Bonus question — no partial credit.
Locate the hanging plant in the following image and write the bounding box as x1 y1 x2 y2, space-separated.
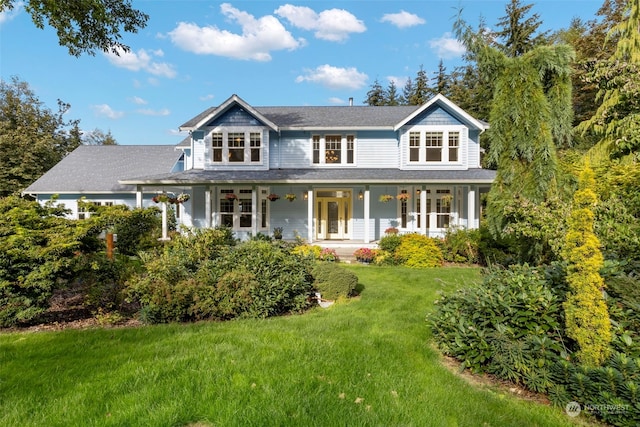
285 193 297 202
176 193 190 203
267 193 280 201
152 193 170 203
225 193 238 201
396 193 411 201
379 194 394 203
440 194 452 207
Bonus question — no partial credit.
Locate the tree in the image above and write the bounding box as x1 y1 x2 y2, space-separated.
401 77 414 105
83 128 118 145
407 65 432 105
562 164 611 366
0 0 148 56
454 15 575 237
363 78 386 106
0 77 81 196
493 0 550 57
432 60 450 96
385 80 401 106
576 0 640 162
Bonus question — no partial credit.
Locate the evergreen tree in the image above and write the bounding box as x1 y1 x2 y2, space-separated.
455 16 575 237
0 0 148 56
401 77 414 105
0 77 81 196
494 0 550 57
408 65 431 105
432 60 450 96
576 0 640 162
363 78 386 106
83 128 118 145
562 164 611 367
385 80 401 106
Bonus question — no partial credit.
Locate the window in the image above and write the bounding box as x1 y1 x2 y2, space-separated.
312 134 356 165
449 132 459 162
209 130 263 164
399 189 409 228
78 201 113 219
219 188 269 230
409 132 420 162
436 189 451 228
325 135 341 164
406 129 462 163
238 189 252 228
425 132 443 162
228 132 244 162
212 133 223 162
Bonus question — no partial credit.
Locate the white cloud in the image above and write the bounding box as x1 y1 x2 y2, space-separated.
168 3 304 61
129 96 147 105
429 32 466 59
137 108 170 116
328 97 345 105
380 10 425 29
387 75 408 88
275 5 366 42
296 64 368 90
105 48 177 78
91 104 124 120
199 94 215 101
0 2 22 25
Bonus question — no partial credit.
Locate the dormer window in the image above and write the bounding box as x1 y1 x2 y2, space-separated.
209 130 263 164
312 134 355 166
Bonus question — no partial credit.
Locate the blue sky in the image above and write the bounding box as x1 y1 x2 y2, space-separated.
1 1 603 146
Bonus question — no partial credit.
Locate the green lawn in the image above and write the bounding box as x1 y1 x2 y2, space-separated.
0 266 582 426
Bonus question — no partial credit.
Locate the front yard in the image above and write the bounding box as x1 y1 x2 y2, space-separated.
0 266 582 426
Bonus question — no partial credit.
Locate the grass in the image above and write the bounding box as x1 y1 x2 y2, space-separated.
0 266 583 426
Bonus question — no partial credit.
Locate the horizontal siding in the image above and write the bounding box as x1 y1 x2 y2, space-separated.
356 130 399 168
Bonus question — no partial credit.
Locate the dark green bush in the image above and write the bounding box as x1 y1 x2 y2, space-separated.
378 233 402 254
312 263 359 300
438 227 481 264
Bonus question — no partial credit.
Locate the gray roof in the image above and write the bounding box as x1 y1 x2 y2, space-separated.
120 168 496 185
24 145 182 194
180 105 421 130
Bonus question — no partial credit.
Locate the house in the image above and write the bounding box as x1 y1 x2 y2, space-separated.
25 93 495 243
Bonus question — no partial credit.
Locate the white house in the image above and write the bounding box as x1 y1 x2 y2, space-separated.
25 93 495 242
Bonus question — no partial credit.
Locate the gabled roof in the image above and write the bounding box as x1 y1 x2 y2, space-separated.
23 145 182 194
179 94 279 132
394 94 487 131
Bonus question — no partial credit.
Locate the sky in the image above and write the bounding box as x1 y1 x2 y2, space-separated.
0 0 605 146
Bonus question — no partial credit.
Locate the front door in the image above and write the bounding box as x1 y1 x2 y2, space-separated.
316 192 351 240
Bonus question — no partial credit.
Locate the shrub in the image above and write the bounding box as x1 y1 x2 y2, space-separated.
312 263 358 300
353 247 376 263
292 244 322 259
394 234 443 268
438 227 481 264
378 233 402 254
429 264 564 375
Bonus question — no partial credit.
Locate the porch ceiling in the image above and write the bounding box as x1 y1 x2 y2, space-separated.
119 168 496 186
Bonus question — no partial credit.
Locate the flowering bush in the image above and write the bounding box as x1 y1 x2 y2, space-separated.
318 248 339 262
353 247 376 263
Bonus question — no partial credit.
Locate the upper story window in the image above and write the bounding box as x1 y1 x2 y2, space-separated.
210 130 262 164
407 129 461 163
312 134 355 166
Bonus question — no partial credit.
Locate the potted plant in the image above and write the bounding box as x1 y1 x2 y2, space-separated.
267 193 280 201
379 194 394 203
273 227 283 240
285 193 296 202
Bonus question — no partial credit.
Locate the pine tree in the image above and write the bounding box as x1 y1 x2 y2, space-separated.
562 164 611 367
432 60 450 96
385 80 400 106
363 78 386 106
401 77 414 105
408 65 432 105
494 0 549 57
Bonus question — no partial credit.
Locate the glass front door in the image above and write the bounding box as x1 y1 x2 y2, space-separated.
316 192 351 240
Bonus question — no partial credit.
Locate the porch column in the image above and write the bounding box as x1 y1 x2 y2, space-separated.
136 185 143 208
211 186 218 228
363 186 370 244
420 185 427 236
307 189 314 243
205 187 212 228
252 186 258 236
467 186 476 229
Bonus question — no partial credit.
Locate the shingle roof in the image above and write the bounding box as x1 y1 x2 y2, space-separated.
179 105 421 130
24 145 182 194
120 168 496 185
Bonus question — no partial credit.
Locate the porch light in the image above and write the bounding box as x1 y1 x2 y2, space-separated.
303 192 308 200
358 190 363 200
